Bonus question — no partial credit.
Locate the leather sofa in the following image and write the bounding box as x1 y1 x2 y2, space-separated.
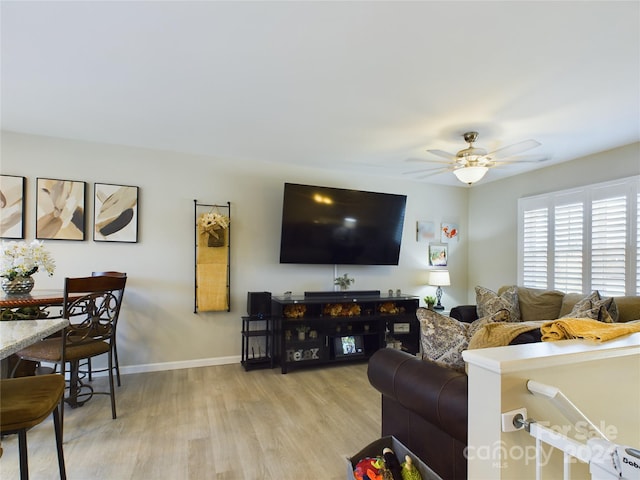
367 288 640 480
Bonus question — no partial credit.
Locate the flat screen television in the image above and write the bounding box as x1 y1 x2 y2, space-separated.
333 335 364 357
279 183 407 265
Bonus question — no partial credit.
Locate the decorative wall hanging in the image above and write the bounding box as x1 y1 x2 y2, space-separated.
441 222 459 242
94 183 139 243
429 243 448 267
0 175 25 239
416 220 436 242
194 200 231 313
36 178 86 241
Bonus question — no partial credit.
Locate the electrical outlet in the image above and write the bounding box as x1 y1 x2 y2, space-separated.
501 408 527 432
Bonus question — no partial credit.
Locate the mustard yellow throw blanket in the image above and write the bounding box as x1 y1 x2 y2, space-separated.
468 321 545 349
541 318 640 342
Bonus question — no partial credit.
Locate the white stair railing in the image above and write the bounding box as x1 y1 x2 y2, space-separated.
503 380 640 480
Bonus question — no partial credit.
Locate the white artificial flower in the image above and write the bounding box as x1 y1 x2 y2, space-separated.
0 240 56 280
197 212 230 239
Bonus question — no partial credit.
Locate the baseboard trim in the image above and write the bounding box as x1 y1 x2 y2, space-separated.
87 355 243 377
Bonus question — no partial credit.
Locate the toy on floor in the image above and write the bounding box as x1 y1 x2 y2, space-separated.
353 457 385 480
382 447 403 480
401 455 422 480
353 448 424 480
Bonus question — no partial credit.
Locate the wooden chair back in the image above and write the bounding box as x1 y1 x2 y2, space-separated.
62 275 127 346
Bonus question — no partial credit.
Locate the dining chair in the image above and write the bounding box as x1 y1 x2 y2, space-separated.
83 271 127 386
1 374 67 480
14 275 127 427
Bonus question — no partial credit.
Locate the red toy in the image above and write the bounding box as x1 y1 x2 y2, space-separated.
353 457 385 480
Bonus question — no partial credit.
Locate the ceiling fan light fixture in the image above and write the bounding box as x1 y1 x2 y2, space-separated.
453 166 488 184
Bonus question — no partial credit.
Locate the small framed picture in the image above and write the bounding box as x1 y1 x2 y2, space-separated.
416 220 436 242
0 175 26 239
429 243 448 267
441 222 459 242
36 178 86 240
94 183 139 243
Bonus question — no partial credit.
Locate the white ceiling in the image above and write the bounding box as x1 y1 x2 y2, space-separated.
1 1 639 186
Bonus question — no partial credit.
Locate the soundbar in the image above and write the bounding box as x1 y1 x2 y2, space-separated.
304 290 381 298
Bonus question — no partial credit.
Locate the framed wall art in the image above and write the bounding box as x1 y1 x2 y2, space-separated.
441 222 459 242
429 243 448 267
36 178 86 241
416 220 436 242
0 175 25 239
94 183 139 243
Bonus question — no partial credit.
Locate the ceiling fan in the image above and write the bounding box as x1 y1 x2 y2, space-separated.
406 131 546 184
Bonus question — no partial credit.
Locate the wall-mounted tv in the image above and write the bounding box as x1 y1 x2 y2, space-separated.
279 183 407 265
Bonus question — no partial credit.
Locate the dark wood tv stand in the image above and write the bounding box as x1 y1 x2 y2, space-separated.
272 292 419 373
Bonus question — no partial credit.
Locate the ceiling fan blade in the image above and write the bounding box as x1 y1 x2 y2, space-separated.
487 139 541 159
403 165 451 175
406 157 453 165
414 167 455 179
492 155 549 166
426 149 457 161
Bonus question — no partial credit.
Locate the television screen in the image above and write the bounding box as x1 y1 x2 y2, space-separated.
334 335 364 357
279 183 407 265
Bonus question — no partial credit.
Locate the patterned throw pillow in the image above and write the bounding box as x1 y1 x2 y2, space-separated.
475 285 522 322
417 307 510 372
561 291 617 323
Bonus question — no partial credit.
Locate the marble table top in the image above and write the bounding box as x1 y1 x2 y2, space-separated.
0 318 69 359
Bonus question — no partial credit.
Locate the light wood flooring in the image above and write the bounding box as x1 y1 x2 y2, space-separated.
0 362 380 479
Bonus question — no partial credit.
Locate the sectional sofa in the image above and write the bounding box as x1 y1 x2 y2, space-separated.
367 287 640 479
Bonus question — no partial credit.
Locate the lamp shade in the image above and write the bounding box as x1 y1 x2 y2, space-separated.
428 270 450 286
453 166 488 184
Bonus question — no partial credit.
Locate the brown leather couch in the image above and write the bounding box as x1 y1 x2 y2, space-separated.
367 290 640 480
368 347 468 479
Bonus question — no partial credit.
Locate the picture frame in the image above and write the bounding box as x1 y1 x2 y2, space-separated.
0 175 26 239
94 183 139 243
429 243 448 267
441 222 459 242
36 178 86 241
416 220 436 242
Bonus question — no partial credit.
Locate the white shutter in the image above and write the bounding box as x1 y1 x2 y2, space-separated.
519 176 638 295
522 207 548 288
554 202 583 293
591 196 627 296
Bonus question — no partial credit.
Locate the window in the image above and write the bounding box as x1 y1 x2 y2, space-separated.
518 176 639 296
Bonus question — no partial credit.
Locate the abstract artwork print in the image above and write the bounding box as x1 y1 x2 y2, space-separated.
94 183 138 242
0 175 25 239
36 178 85 240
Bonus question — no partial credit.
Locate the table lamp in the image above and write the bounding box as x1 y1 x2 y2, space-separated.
428 270 450 311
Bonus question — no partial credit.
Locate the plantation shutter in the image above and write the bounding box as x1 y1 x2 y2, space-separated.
591 195 626 296
522 207 548 289
518 176 639 294
554 202 583 293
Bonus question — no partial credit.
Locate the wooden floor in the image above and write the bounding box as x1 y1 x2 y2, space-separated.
0 362 381 479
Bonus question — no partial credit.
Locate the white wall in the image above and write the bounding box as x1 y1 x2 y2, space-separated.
466 142 640 303
0 131 468 371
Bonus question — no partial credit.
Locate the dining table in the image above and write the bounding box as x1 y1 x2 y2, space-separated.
0 289 67 320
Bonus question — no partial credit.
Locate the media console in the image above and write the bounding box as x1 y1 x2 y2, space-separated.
271 292 419 374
